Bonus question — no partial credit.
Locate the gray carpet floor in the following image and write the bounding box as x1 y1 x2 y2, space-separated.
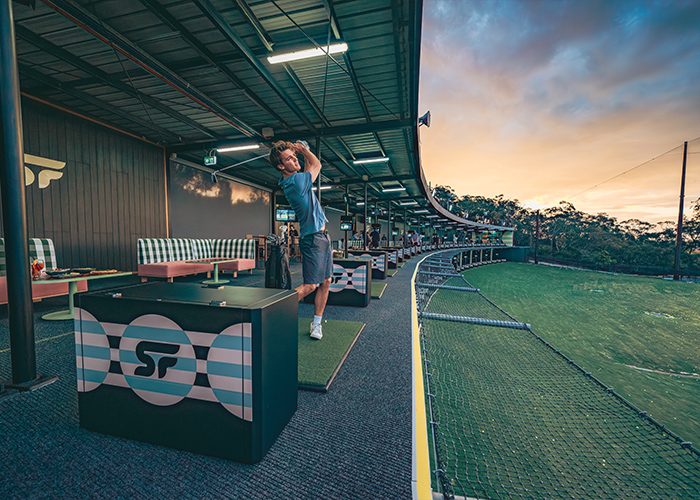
0 257 419 499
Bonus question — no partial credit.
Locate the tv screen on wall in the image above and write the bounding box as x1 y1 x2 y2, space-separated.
275 208 296 222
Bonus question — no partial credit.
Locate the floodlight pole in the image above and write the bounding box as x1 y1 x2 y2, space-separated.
673 141 688 281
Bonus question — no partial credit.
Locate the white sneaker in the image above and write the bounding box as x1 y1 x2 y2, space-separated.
310 322 323 340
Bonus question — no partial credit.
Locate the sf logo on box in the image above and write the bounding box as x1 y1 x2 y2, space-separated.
134 341 181 379
119 315 197 406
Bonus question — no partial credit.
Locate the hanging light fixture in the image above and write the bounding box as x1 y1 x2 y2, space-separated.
268 43 348 64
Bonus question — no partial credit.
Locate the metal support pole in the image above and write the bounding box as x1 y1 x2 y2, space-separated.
344 191 349 258
363 182 368 250
0 1 40 388
674 141 688 281
315 137 322 203
404 209 407 246
387 202 392 246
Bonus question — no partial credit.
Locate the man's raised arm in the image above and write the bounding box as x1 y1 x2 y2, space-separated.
295 142 322 182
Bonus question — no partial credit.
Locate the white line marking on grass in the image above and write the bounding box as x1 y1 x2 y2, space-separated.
626 365 700 379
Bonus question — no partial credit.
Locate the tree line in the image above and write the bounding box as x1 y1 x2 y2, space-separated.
432 185 700 270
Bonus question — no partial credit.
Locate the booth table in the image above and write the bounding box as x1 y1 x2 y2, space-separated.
33 271 134 321
186 257 239 284
74 282 298 463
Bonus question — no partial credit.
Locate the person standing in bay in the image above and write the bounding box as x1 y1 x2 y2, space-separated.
271 141 332 340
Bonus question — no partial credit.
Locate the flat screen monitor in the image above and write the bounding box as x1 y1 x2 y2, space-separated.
275 208 296 222
340 215 353 231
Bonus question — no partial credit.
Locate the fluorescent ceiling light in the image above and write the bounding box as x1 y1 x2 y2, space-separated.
426 215 439 218
353 157 389 165
217 144 259 153
382 186 405 192
311 185 332 191
413 209 429 213
400 201 418 206
357 201 365 206
268 43 348 64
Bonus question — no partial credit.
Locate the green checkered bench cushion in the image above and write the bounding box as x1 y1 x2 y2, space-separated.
137 238 172 265
190 239 213 259
138 238 252 264
0 238 58 276
212 239 255 260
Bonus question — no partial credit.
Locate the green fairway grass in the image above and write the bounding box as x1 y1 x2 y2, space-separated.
464 261 700 443
297 317 364 391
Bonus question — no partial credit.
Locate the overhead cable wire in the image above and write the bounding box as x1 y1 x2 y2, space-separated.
86 0 166 145
269 0 402 121
566 142 689 201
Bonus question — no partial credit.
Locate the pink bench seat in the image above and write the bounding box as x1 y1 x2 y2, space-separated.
0 276 87 305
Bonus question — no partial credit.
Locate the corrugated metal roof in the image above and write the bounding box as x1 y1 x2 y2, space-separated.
11 0 512 231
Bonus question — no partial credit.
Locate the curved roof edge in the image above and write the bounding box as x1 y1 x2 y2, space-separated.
412 125 515 232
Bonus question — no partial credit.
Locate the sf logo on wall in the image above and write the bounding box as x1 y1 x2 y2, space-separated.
24 154 65 188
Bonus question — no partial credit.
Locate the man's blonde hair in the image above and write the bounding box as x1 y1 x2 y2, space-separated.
269 141 296 170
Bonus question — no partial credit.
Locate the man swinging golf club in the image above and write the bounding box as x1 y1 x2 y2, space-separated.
271 140 332 340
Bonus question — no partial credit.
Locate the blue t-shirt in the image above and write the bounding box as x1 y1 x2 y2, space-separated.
279 171 328 237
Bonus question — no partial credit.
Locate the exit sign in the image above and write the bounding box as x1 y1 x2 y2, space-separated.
204 155 217 166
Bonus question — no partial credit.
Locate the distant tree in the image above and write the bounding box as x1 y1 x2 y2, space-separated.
620 219 656 241
430 186 700 270
683 198 700 254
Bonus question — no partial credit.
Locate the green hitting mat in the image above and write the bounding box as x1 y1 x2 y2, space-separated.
387 269 397 277
371 282 387 298
297 318 365 392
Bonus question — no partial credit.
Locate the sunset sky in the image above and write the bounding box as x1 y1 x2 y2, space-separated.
418 0 700 224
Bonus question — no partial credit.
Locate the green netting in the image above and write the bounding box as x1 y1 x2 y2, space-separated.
417 252 700 499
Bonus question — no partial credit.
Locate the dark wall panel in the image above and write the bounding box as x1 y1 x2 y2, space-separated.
0 98 167 271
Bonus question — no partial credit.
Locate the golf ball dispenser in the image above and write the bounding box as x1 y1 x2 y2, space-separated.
74 282 298 463
304 258 372 307
347 249 388 280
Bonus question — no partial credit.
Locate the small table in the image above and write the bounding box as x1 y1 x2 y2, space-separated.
34 271 134 321
186 258 239 285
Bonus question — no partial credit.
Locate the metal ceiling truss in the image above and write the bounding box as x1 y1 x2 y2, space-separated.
41 0 261 139
15 23 221 141
136 0 292 131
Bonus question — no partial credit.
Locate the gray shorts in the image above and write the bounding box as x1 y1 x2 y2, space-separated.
299 231 333 285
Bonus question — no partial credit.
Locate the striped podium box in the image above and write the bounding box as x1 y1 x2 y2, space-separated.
304 258 372 307
74 282 297 464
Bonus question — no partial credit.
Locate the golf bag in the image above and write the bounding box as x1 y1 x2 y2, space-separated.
265 234 292 289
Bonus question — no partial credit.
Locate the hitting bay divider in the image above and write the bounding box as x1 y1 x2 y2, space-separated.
418 312 530 330
414 250 700 499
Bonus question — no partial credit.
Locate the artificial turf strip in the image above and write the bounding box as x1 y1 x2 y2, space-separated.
387 269 397 277
371 282 387 298
297 317 365 392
